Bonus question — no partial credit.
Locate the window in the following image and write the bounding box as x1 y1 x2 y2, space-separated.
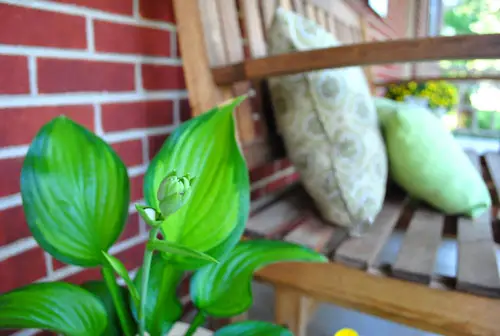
368 0 389 17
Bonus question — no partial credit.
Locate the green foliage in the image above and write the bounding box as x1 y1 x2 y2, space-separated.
191 240 328 318
0 95 322 335
442 0 500 75
0 283 107 336
102 252 140 310
214 321 293 336
81 281 126 336
20 116 129 267
144 96 250 270
147 240 219 265
132 255 184 336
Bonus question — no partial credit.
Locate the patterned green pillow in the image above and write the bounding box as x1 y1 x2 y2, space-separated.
375 97 491 217
267 8 388 235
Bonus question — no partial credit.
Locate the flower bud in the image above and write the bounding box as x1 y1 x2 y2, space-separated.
135 204 163 228
157 171 194 217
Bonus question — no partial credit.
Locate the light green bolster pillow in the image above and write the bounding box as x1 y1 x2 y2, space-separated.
374 97 491 218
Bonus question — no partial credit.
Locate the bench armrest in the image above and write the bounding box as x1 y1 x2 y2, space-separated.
212 34 500 85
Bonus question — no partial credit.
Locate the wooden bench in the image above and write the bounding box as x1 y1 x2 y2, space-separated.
173 0 500 335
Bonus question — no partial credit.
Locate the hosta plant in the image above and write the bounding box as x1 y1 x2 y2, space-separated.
0 95 327 336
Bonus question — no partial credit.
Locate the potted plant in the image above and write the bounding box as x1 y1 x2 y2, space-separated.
0 95 327 336
385 80 459 116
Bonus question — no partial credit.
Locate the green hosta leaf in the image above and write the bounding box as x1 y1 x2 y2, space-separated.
102 252 140 310
81 281 126 336
215 321 293 336
147 240 219 265
0 282 107 336
21 117 129 266
191 240 328 318
144 96 250 269
132 255 184 336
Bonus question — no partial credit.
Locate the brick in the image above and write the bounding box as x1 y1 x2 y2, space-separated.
0 55 29 95
51 257 66 271
0 157 22 198
63 267 102 285
94 21 171 57
0 248 46 293
0 4 86 49
148 134 169 160
115 242 145 270
179 99 191 122
0 105 94 147
102 100 174 132
266 176 288 193
54 0 133 15
0 206 32 245
38 58 135 93
250 187 265 201
142 64 185 91
139 0 175 22
130 174 144 202
111 140 144 167
118 213 141 242
249 162 275 183
176 275 190 296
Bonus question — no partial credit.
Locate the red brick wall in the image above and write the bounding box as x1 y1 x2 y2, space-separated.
0 1 185 332
0 2 299 334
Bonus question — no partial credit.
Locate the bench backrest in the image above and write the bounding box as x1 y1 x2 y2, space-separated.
174 0 372 152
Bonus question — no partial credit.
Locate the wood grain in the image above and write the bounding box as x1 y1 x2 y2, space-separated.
456 151 500 297
174 0 225 115
261 0 278 30
275 286 316 336
284 216 336 252
217 0 255 143
246 194 303 236
212 34 500 85
256 262 500 336
485 152 500 201
392 208 444 284
334 201 404 269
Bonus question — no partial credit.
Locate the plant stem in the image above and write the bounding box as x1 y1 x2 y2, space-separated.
138 227 160 336
102 265 135 336
183 310 206 336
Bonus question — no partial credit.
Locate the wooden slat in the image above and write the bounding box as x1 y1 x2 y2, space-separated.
326 15 336 35
284 216 336 252
256 262 500 336
279 0 293 10
291 0 304 14
305 3 316 20
456 151 500 297
246 194 303 236
457 216 500 297
315 7 327 29
174 0 225 115
212 34 500 85
392 208 444 284
485 152 500 201
261 0 278 30
198 0 227 66
217 0 244 63
216 0 255 143
241 0 267 58
334 201 404 269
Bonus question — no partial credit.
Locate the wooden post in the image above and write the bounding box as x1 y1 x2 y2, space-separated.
275 285 316 336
